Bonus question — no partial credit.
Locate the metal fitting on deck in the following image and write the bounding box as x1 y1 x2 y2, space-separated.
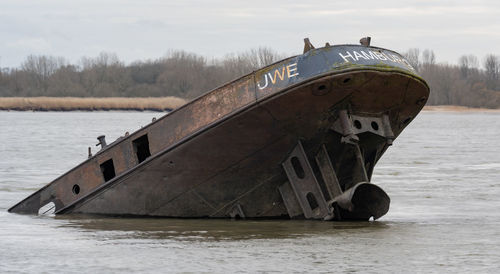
96 135 107 149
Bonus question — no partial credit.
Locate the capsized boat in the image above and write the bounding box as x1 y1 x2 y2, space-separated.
9 37 429 220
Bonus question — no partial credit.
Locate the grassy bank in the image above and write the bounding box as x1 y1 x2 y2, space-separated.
0 97 187 111
1 97 499 112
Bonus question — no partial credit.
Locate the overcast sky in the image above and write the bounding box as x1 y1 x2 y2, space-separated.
1 0 499 68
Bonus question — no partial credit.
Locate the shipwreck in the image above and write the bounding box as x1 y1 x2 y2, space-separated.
9 37 429 221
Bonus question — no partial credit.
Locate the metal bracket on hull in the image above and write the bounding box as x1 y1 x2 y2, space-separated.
314 144 390 220
280 141 330 220
331 110 394 145
279 110 392 221
332 110 396 188
315 145 342 203
228 203 246 219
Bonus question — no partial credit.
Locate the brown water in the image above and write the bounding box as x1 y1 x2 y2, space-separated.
1 111 499 273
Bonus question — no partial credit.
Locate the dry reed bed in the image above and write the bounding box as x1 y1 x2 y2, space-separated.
0 97 187 111
2 98 498 112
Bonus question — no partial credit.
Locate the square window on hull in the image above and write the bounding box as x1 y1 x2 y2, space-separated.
100 159 116 182
133 134 151 164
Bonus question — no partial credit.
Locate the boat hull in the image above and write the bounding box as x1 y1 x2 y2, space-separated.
62 70 427 218
9 44 429 220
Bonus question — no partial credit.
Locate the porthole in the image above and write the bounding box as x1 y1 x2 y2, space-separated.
354 120 362 129
312 82 331 96
72 184 80 195
416 97 427 105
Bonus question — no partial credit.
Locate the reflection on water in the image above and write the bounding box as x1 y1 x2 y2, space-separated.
57 216 390 241
1 111 500 272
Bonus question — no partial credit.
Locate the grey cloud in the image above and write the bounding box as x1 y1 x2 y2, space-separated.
0 0 499 68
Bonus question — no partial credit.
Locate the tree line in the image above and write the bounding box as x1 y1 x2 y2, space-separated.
0 48 285 99
404 49 500 108
1 48 499 107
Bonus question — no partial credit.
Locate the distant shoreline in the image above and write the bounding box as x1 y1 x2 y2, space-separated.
422 105 500 112
1 97 499 112
0 97 187 112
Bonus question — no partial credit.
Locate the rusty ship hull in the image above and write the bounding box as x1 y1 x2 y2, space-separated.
9 41 429 221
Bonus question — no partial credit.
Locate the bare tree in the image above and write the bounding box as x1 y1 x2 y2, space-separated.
47 65 86 96
78 52 128 96
20 55 66 94
422 49 436 66
246 47 285 68
459 54 478 78
157 50 208 98
404 48 420 71
484 54 499 90
3 47 500 108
